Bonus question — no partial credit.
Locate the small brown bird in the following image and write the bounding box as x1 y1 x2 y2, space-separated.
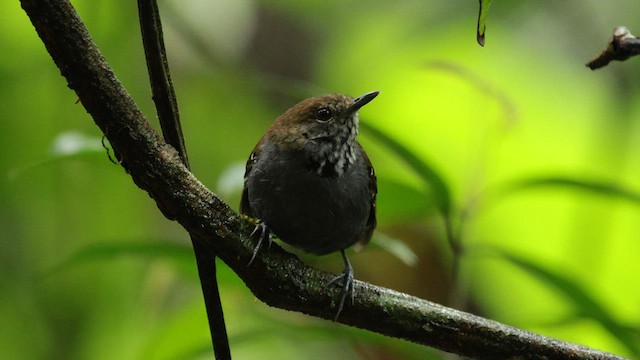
241 91 379 320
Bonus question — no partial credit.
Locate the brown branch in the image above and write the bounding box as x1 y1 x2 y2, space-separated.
587 26 640 70
20 0 628 359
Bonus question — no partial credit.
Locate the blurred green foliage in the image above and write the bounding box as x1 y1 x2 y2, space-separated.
3 0 640 359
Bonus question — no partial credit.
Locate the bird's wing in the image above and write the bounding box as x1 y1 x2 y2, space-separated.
239 139 263 217
357 142 377 246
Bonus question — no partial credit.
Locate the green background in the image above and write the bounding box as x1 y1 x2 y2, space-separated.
2 0 639 359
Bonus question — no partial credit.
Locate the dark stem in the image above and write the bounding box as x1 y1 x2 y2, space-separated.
192 242 231 360
137 0 188 167
19 0 627 358
136 1 230 358
587 26 640 70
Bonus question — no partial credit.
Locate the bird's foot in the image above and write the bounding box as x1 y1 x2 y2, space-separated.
328 250 354 321
248 221 272 266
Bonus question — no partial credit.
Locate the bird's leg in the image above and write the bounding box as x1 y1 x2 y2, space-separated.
328 249 354 321
248 221 272 266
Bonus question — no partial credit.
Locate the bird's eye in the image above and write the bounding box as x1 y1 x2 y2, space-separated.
315 107 333 122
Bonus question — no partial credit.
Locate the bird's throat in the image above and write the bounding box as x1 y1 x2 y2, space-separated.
309 135 357 176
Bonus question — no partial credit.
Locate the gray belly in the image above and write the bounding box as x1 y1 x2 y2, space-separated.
247 148 370 255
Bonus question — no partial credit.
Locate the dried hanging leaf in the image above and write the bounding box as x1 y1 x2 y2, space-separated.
476 0 493 46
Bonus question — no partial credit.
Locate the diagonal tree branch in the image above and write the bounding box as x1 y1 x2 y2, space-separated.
20 0 628 359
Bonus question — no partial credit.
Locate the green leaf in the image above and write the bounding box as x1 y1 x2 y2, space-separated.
361 122 452 217
48 241 197 277
8 130 108 180
216 161 246 199
49 130 105 156
372 232 419 267
495 248 640 357
477 0 493 46
376 177 436 221
499 176 640 206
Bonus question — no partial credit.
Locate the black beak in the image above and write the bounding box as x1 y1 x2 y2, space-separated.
348 90 380 113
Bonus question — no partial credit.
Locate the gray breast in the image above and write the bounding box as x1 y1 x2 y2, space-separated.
247 140 370 255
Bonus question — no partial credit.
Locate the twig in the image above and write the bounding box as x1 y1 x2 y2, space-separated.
19 0 628 358
137 0 188 166
587 26 640 70
136 1 230 358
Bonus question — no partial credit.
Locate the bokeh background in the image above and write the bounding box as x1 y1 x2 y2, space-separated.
3 0 640 359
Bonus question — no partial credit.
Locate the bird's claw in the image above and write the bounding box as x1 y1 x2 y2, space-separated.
329 269 354 321
248 222 272 266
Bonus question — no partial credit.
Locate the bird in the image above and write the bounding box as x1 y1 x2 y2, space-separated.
240 90 379 320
